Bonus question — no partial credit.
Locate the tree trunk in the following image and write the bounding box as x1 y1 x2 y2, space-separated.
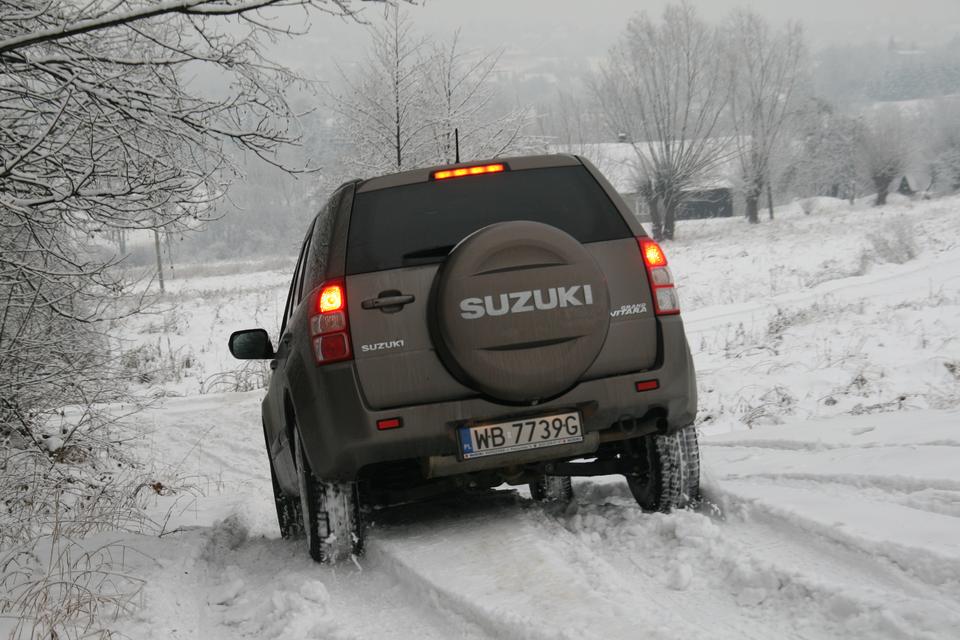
746 195 760 224
873 176 891 206
663 202 677 240
153 228 165 293
767 183 775 220
165 231 176 281
395 119 402 169
647 196 664 241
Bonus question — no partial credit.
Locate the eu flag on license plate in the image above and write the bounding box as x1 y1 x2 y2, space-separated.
459 427 473 454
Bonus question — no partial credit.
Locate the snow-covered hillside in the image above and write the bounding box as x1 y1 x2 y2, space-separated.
12 195 960 639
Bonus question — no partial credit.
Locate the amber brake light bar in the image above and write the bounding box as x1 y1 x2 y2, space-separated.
431 163 506 181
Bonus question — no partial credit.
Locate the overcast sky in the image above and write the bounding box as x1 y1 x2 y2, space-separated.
267 0 960 83
302 0 960 62
416 0 960 45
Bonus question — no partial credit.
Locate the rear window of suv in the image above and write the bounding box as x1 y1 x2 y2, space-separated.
345 165 632 274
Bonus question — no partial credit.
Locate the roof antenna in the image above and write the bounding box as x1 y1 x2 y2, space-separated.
455 128 460 164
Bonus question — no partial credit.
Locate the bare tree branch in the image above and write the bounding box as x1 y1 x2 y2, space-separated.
325 5 532 176
726 9 807 223
0 0 407 450
0 0 356 55
594 2 732 240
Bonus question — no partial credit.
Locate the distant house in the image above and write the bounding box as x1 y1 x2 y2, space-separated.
551 142 737 222
896 171 937 196
897 176 915 196
679 188 734 219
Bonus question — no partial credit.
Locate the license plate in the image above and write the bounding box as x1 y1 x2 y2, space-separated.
458 411 583 460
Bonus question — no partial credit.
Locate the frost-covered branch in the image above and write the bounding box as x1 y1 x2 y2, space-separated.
326 7 533 176
0 0 356 55
0 0 402 456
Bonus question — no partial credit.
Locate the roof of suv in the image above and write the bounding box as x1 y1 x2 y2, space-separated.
356 154 583 193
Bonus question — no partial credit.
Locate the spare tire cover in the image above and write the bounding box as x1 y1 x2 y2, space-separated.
432 221 611 403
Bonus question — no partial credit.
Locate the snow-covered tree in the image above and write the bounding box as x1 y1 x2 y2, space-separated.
328 8 532 175
725 9 808 223
858 107 913 206
421 30 530 164
536 88 607 154
787 99 861 203
327 6 433 174
923 98 960 193
0 0 371 443
594 3 731 240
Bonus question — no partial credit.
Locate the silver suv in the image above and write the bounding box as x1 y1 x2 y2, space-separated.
229 155 699 563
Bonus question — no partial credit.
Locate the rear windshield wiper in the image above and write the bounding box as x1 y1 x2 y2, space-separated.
401 244 455 264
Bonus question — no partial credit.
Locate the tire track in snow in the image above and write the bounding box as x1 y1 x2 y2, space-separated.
720 472 960 515
704 443 960 497
703 439 960 451
723 470 960 495
553 482 916 639
178 520 498 640
368 496 656 640
547 502 816 640
713 508 960 639
369 491 848 640
569 480 960 639
714 480 960 590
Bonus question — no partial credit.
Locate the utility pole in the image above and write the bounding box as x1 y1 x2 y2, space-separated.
153 220 165 293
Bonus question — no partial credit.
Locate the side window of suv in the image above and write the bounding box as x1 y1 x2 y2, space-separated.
295 232 313 306
281 224 314 335
305 186 345 288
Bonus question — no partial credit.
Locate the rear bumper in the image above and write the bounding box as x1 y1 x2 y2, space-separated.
295 315 696 480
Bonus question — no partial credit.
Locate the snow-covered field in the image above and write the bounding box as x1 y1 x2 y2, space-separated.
10 195 960 639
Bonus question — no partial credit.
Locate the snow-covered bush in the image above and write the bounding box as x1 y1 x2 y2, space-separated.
799 198 818 215
0 415 200 639
866 217 919 265
0 434 148 638
200 362 271 394
120 340 197 387
1 534 145 640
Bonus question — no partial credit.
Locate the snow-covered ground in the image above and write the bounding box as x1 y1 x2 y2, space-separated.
11 195 960 639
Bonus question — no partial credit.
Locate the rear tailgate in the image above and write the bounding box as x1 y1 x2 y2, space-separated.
347 265 472 409
345 162 659 410
583 237 658 378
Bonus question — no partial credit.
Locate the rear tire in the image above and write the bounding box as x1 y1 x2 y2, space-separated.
625 426 700 512
263 422 303 539
269 454 304 540
529 475 574 503
294 428 364 563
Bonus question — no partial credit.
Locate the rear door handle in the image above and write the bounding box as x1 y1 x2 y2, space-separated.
361 293 415 311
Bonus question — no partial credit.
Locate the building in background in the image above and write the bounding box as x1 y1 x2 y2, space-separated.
552 142 737 222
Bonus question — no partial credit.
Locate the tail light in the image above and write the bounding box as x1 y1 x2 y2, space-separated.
638 238 680 315
309 278 352 365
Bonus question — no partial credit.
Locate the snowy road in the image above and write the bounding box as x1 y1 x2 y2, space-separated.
108 200 960 639
114 393 960 640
